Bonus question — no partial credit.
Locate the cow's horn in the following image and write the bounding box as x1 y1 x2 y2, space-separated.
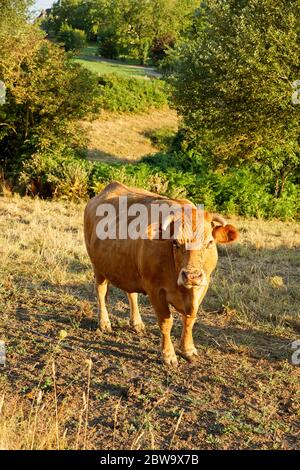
211 213 227 226
162 214 175 231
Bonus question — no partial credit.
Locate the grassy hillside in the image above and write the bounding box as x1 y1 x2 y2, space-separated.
81 109 178 162
1 196 299 449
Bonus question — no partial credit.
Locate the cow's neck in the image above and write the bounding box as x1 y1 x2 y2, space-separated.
167 284 207 316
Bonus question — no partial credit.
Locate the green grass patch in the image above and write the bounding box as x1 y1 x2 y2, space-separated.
76 43 98 56
97 74 169 112
73 57 152 78
73 42 160 80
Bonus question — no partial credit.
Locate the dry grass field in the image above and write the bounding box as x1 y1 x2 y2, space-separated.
0 195 299 450
81 108 178 162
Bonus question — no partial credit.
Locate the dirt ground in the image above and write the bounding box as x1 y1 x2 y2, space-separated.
0 196 299 449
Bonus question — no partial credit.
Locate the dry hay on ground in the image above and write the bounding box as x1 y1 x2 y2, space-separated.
0 196 299 449
81 108 178 163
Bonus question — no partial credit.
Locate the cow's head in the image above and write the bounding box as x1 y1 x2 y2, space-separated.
148 205 238 289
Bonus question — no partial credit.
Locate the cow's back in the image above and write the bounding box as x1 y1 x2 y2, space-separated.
84 181 171 293
84 181 167 248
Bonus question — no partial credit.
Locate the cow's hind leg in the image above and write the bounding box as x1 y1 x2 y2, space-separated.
127 293 145 334
95 276 112 332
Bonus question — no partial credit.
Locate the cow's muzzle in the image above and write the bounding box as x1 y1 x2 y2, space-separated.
177 269 207 288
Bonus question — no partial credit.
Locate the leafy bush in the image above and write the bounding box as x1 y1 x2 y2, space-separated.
90 162 168 195
17 147 299 219
168 0 300 196
145 127 176 151
58 24 87 52
97 28 119 59
98 74 169 113
20 147 90 200
151 35 175 63
141 151 300 219
0 23 100 178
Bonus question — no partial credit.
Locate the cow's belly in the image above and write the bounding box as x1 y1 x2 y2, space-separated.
91 239 146 294
105 272 146 294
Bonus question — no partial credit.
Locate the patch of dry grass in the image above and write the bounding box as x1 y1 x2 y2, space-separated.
208 217 300 329
80 108 178 162
0 196 299 449
0 393 74 450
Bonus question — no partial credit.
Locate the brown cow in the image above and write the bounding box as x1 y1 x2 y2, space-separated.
84 181 238 366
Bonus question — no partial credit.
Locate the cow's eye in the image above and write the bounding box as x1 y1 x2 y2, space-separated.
172 239 180 248
206 239 214 248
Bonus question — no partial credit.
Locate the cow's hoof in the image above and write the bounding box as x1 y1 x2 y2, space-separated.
162 352 178 367
178 347 198 363
99 322 112 333
131 322 145 334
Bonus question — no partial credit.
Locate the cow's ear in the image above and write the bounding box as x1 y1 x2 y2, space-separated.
212 224 238 244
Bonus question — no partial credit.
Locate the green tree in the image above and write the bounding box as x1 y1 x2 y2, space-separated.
114 0 199 64
170 0 300 196
97 27 120 59
58 23 87 51
0 4 100 174
42 0 95 39
42 0 199 64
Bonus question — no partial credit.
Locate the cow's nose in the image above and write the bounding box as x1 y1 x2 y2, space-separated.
181 270 190 282
181 269 205 284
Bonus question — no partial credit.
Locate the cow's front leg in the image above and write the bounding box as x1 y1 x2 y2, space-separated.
95 277 112 332
179 285 208 361
150 293 177 367
127 293 145 333
158 312 177 367
179 314 198 362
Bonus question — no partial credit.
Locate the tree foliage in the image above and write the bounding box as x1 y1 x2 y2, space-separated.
42 0 199 64
0 2 100 174
42 0 95 38
58 23 87 51
169 0 300 195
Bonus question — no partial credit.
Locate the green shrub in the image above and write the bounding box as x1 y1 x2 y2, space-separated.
141 151 299 219
18 147 299 220
0 28 100 177
145 127 176 151
216 168 273 218
20 147 90 200
97 28 119 59
211 167 299 219
58 24 87 52
265 181 300 219
98 74 169 113
90 162 168 195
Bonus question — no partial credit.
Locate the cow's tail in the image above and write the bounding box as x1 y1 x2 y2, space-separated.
105 282 110 302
